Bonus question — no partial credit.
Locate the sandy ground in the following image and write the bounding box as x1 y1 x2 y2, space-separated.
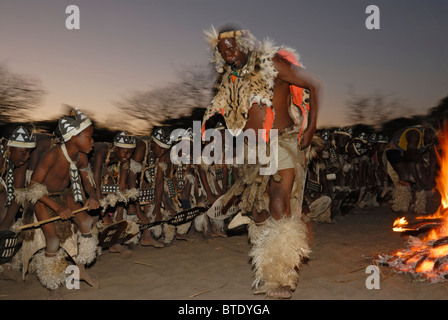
1 203 448 301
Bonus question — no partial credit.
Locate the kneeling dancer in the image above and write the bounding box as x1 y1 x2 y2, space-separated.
23 109 100 297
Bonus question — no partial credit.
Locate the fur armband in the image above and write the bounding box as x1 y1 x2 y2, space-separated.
13 188 28 206
79 164 90 172
127 187 140 200
26 182 49 204
26 170 33 185
98 187 140 209
130 159 143 174
80 164 96 188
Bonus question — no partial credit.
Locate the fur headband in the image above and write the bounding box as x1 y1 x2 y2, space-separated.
204 26 252 49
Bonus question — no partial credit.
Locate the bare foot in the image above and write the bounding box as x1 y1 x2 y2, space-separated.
210 230 228 238
77 264 100 289
140 230 164 248
267 286 292 299
48 287 64 300
109 243 133 257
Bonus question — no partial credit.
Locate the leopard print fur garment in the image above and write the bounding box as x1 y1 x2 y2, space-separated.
203 40 279 136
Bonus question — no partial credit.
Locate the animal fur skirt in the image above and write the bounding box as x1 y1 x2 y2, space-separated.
222 126 312 293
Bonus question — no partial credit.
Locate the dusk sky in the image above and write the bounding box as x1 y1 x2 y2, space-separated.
1 0 447 128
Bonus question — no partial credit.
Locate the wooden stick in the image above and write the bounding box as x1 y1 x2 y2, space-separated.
16 206 89 231
14 189 138 232
134 260 158 268
188 283 228 298
189 289 211 298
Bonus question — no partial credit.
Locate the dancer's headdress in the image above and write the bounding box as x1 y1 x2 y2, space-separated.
334 127 353 138
113 131 136 148
174 127 194 143
2 125 36 207
58 109 92 142
321 130 331 141
204 24 260 73
356 132 368 143
151 127 172 149
377 134 389 144
7 126 36 148
204 26 253 50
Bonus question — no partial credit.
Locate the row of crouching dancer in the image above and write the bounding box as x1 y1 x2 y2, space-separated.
0 115 438 299
0 110 241 299
304 124 438 223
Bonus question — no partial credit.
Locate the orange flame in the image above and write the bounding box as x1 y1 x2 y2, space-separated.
392 217 408 232
383 123 448 282
429 244 448 258
436 126 448 211
415 260 435 273
424 124 448 239
410 125 448 241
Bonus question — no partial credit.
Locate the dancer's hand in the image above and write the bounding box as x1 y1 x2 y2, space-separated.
57 206 73 220
300 128 315 149
86 197 100 210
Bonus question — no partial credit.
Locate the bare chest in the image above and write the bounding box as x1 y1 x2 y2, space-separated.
44 156 73 192
245 80 293 131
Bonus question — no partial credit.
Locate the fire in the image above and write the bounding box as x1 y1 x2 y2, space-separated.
436 126 448 211
426 229 439 241
378 124 448 283
425 125 448 240
415 260 434 273
392 217 408 232
429 244 448 258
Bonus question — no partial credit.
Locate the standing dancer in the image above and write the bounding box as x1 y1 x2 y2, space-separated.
202 24 322 298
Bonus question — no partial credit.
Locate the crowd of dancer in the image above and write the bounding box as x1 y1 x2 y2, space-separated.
305 124 439 223
0 111 439 298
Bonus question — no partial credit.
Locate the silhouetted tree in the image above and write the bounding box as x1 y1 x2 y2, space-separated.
0 63 46 125
346 88 412 129
427 95 448 128
114 64 213 134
